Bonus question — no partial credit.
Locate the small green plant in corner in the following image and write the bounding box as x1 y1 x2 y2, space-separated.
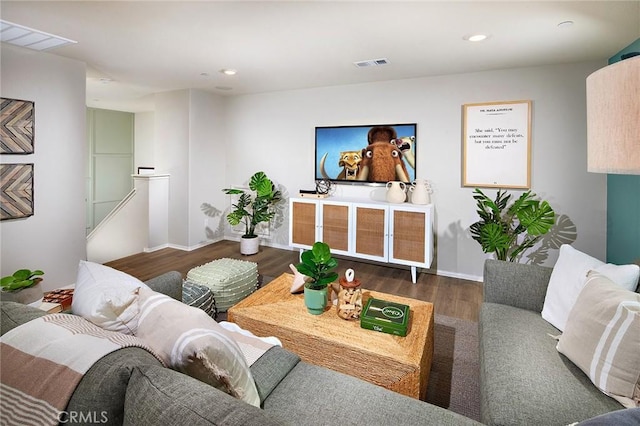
222 171 282 238
1 269 44 292
469 188 555 262
296 241 339 290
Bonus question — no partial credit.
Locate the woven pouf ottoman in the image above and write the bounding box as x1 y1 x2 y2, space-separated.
185 258 258 312
182 281 217 319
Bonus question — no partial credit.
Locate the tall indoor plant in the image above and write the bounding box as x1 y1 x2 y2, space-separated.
222 171 282 255
296 241 338 315
469 188 555 262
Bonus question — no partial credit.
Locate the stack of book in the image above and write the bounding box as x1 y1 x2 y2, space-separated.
43 288 74 312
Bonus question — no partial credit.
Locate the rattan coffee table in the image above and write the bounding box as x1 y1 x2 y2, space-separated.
228 273 434 399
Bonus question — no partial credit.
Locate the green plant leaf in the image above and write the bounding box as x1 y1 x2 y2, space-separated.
222 188 245 195
226 210 245 226
311 242 332 263
249 172 272 196
479 223 511 252
1 276 15 288
296 263 316 277
517 201 555 236
315 272 338 287
13 269 32 280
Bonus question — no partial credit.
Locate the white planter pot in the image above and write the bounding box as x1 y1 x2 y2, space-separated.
0 282 43 305
240 236 260 255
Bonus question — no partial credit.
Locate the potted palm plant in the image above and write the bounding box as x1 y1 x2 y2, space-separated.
296 241 338 315
469 188 555 262
222 171 282 255
0 269 45 305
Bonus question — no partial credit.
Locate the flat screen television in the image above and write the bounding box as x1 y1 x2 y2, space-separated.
315 123 416 185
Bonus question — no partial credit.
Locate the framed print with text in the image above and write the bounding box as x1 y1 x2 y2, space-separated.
462 100 531 189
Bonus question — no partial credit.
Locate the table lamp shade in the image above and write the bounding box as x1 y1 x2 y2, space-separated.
586 55 640 174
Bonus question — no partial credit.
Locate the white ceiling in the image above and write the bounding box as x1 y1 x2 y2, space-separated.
2 1 639 112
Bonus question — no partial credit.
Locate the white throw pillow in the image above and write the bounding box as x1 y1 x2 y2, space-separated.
557 271 640 408
135 287 262 406
541 245 639 331
71 260 149 334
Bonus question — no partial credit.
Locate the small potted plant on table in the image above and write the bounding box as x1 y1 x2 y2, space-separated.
222 171 282 255
296 241 338 315
0 269 45 305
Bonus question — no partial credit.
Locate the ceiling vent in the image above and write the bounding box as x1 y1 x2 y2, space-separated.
0 19 77 51
353 58 389 68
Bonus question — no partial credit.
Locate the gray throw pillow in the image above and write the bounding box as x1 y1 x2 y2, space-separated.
124 365 282 426
65 347 162 425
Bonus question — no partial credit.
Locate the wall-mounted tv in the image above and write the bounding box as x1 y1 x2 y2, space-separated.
315 123 417 185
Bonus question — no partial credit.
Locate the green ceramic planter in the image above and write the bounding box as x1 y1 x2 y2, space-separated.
304 286 328 315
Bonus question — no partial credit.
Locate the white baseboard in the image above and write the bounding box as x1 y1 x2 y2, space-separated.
144 244 170 253
434 269 483 282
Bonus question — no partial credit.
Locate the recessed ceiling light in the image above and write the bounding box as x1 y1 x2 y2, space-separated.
99 78 112 84
219 69 237 76
464 34 489 42
215 86 233 91
557 20 574 28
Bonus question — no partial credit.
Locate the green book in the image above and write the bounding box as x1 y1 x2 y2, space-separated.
360 297 410 337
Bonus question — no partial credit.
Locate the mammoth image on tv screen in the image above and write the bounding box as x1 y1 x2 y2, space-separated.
315 123 417 184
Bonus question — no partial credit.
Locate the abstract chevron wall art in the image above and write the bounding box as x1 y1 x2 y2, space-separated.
1 163 34 220
1 98 35 154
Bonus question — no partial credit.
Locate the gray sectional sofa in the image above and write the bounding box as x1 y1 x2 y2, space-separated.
480 260 638 426
4 264 638 425
1 271 479 426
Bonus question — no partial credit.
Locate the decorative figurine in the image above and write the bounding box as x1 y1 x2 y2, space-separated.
337 268 363 320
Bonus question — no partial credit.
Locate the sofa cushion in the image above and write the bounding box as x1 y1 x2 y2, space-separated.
262 361 481 425
135 287 261 406
249 346 300 402
66 347 162 425
479 302 623 425
124 365 282 426
72 260 149 334
1 301 46 335
541 244 639 332
557 271 640 408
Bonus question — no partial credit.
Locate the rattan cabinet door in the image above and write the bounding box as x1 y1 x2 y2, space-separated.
352 203 388 262
289 198 318 249
388 204 433 268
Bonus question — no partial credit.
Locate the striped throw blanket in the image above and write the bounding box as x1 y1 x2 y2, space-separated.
0 314 163 426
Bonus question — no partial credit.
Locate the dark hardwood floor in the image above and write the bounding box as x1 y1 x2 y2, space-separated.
105 240 483 322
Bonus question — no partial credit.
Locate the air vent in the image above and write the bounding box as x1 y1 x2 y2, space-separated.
354 58 389 68
0 19 77 51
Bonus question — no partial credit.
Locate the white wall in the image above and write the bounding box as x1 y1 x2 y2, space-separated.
188 90 227 247
153 89 227 249
224 61 608 280
0 45 87 290
154 90 190 248
134 111 155 171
